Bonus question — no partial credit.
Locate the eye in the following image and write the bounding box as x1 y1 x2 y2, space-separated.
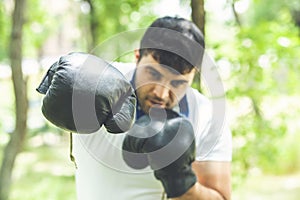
147 68 162 81
170 80 187 88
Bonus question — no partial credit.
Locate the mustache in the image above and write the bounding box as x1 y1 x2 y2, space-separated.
147 95 170 107
148 95 164 102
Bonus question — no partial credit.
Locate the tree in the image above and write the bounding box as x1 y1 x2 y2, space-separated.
190 0 205 92
78 0 157 51
191 0 205 35
0 2 10 60
0 0 28 200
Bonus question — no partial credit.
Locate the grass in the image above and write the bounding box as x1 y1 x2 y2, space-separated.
11 172 75 200
232 172 300 200
3 134 77 200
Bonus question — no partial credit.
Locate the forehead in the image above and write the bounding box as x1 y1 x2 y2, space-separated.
138 54 195 77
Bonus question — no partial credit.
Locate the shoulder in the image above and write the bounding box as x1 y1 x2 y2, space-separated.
186 88 212 120
186 87 232 162
186 88 211 107
110 62 135 79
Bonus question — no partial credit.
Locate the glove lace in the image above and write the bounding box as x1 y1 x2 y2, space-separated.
161 191 167 200
69 132 77 169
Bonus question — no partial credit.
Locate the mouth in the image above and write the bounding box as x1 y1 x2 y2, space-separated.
147 99 165 108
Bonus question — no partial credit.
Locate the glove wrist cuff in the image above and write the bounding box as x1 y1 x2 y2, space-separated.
155 170 197 198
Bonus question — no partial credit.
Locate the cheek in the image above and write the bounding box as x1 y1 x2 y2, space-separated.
135 84 152 100
170 87 187 102
135 73 155 96
135 85 153 114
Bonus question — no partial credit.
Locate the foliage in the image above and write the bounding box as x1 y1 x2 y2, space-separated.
206 0 300 187
77 0 159 53
23 0 57 57
0 0 57 60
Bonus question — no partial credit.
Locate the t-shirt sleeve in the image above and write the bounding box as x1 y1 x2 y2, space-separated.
187 88 232 162
195 119 232 161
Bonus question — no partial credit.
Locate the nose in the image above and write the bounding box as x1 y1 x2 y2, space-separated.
153 84 170 100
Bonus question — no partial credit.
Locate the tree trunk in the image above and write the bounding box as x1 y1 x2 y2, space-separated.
191 0 205 92
191 0 205 36
84 0 99 50
0 0 27 200
291 9 300 37
231 0 242 27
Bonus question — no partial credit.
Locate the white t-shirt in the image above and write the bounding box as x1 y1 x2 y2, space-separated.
72 63 232 200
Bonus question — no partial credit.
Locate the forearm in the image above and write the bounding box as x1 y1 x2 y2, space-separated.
170 182 228 200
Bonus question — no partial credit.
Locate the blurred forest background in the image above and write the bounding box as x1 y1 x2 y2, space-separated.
0 0 300 199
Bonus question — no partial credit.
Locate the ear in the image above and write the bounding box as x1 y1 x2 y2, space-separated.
134 49 140 63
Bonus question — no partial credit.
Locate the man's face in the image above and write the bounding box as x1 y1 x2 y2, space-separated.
134 53 196 114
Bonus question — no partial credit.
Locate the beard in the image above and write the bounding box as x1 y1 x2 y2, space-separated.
137 93 174 114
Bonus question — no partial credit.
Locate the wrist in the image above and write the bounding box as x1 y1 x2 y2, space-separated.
154 168 197 198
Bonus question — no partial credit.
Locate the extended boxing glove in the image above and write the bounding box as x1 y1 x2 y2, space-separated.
122 108 196 198
36 52 136 134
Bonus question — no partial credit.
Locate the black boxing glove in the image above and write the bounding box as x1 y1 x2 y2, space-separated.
122 108 196 198
36 52 136 133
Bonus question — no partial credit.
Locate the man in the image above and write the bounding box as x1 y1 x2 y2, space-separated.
37 16 232 199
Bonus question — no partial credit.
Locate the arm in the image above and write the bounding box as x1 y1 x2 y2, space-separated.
122 108 231 199
36 52 136 134
171 161 231 200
